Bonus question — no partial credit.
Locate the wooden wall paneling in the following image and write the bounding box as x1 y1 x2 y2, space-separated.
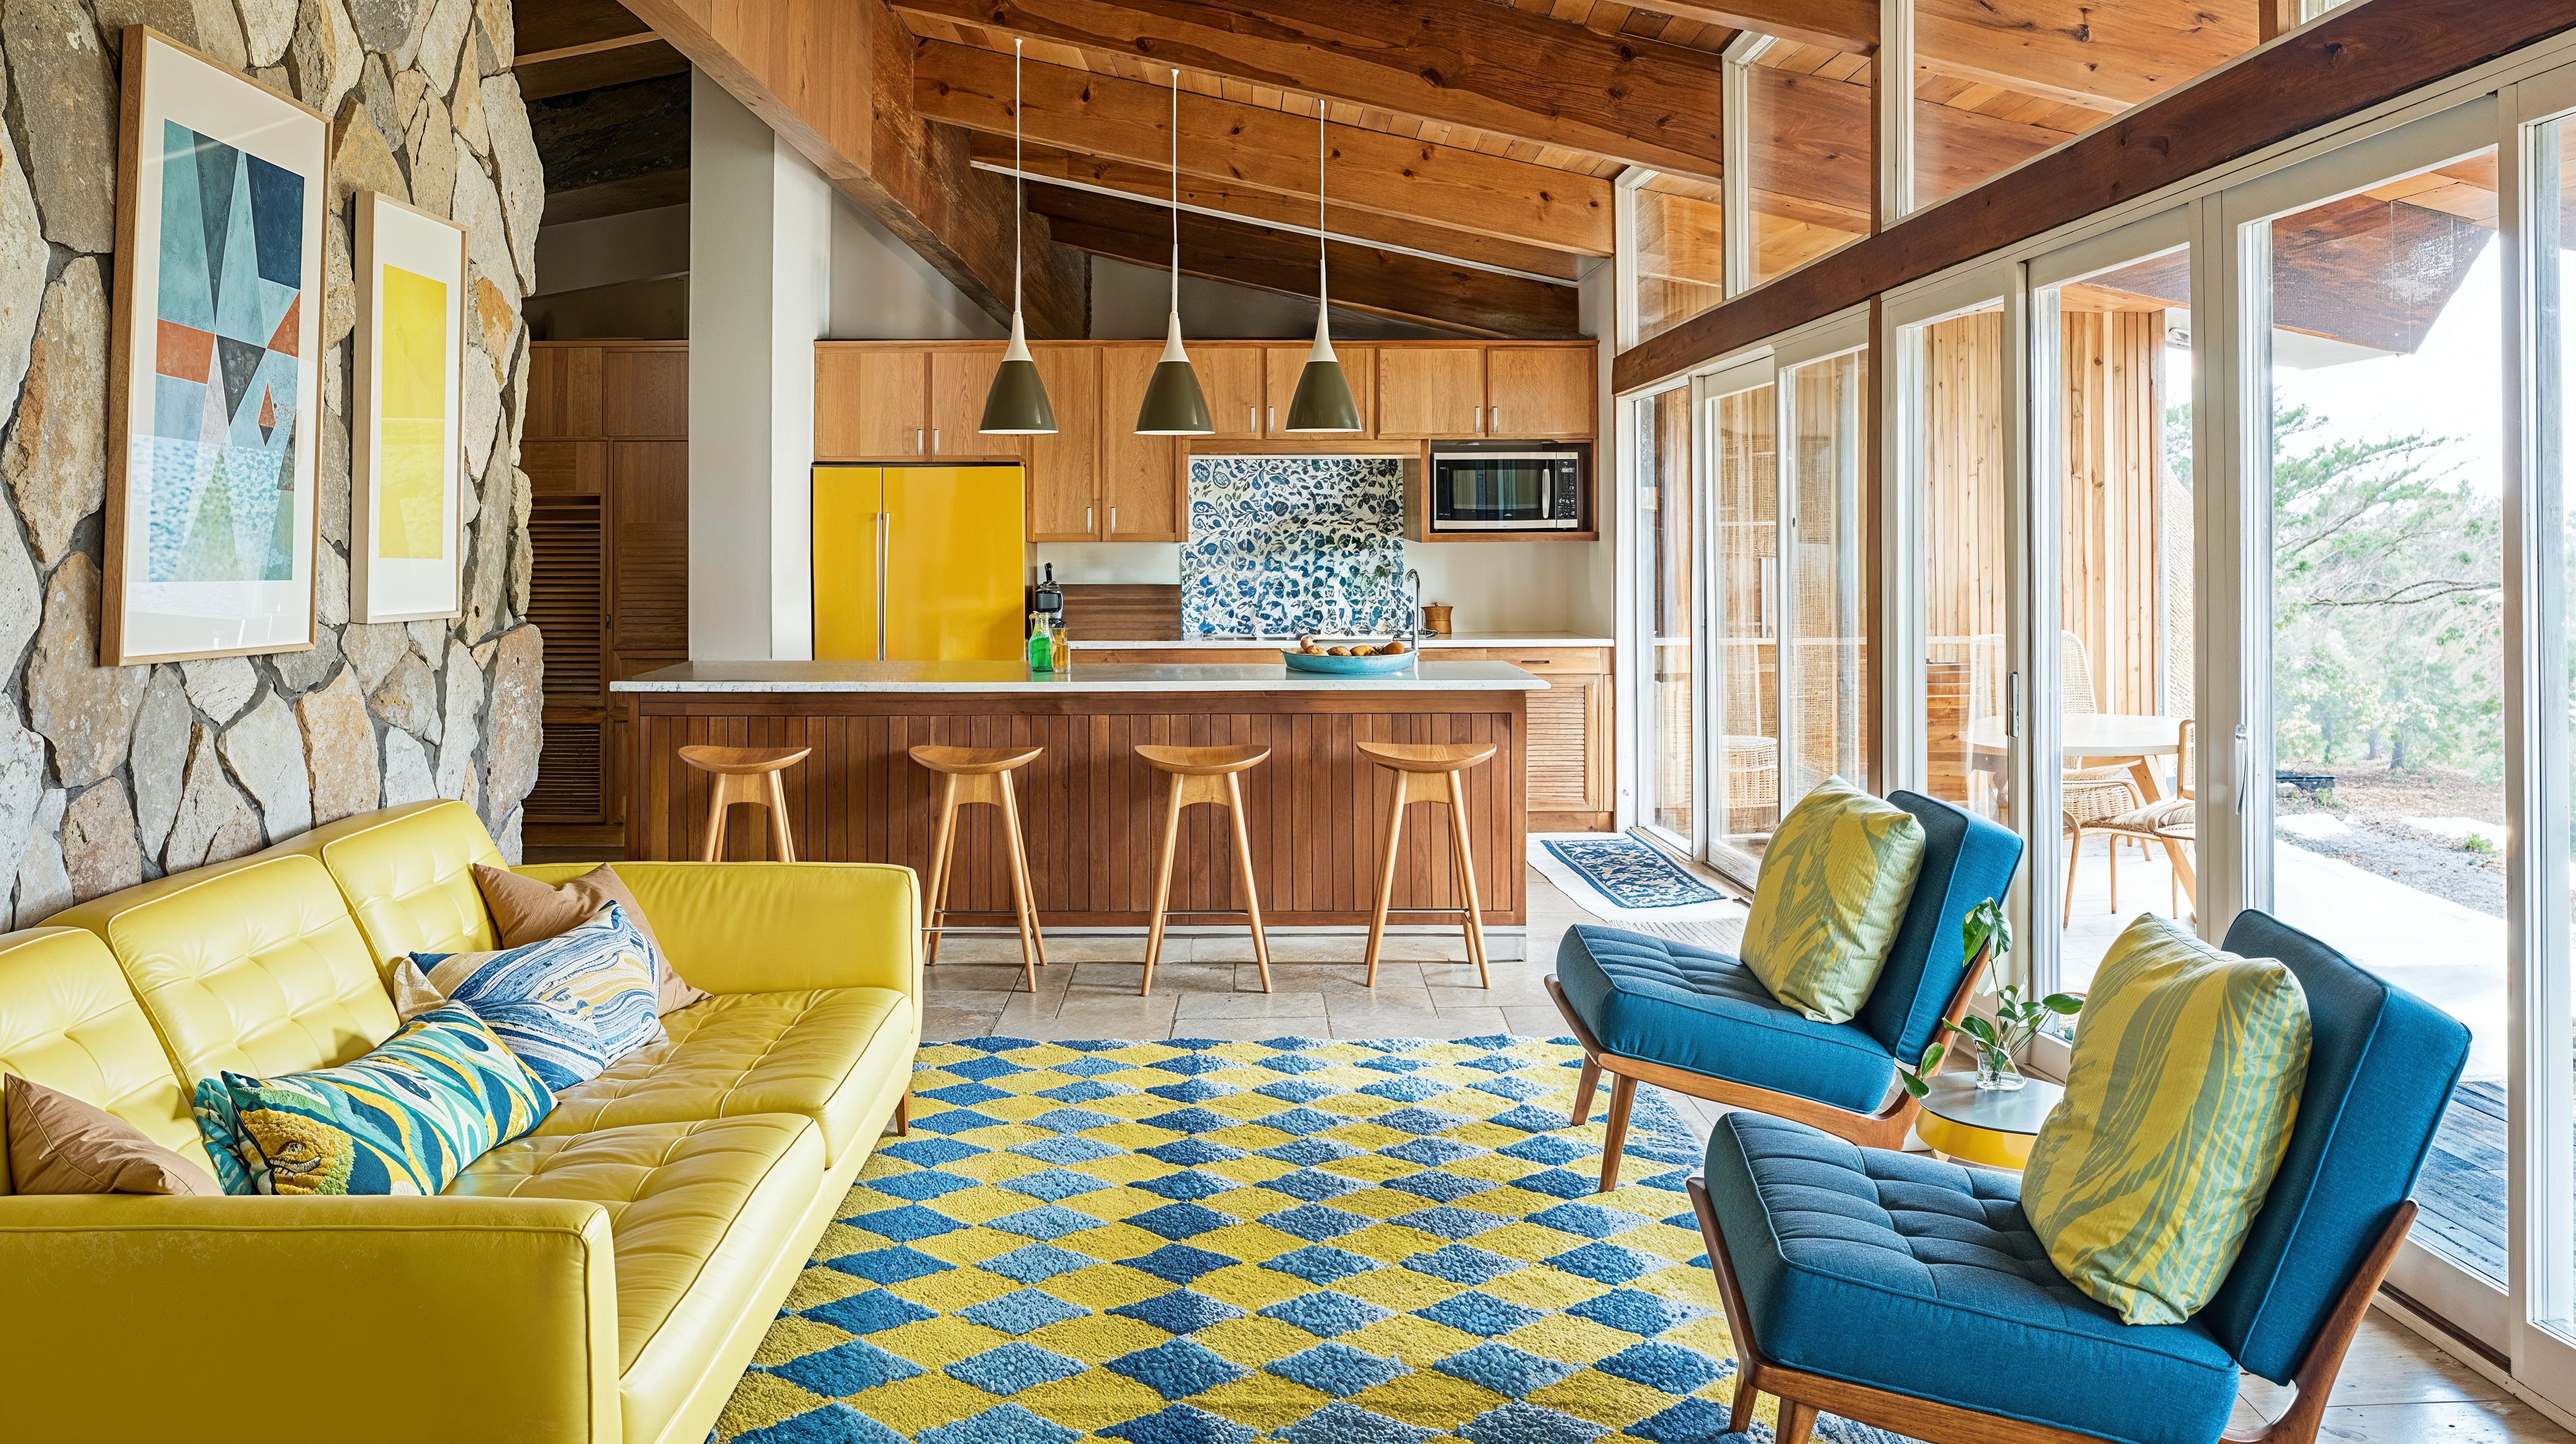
598 346 688 437
521 439 606 495
610 441 691 654
525 345 603 439
1486 346 1595 438
1025 345 1103 540
929 344 1013 457
1060 584 1182 640
1378 347 1487 438
818 346 930 457
2055 309 2163 718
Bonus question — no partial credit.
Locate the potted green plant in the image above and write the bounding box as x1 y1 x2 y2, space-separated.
1900 899 2083 1095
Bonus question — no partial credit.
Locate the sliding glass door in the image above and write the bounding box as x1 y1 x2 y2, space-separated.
1635 383 1700 851
1703 361 1781 873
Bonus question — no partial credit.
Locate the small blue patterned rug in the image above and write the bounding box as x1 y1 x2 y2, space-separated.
716 1035 1915 1444
1540 833 1730 912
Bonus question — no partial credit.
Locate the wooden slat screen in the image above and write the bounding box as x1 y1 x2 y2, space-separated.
529 497 606 708
611 442 690 653
530 722 605 824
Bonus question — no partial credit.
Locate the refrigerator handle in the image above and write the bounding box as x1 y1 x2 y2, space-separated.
876 511 890 660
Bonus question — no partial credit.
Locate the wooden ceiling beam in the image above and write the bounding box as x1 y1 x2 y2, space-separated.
978 136 1584 280
887 0 1729 183
1614 0 2576 394
917 39 1612 255
1651 0 1876 57
618 0 1086 338
1024 184 1581 337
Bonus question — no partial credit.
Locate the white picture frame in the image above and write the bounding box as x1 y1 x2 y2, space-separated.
352 191 468 623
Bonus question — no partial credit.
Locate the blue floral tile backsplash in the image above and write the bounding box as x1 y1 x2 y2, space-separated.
1181 456 1412 636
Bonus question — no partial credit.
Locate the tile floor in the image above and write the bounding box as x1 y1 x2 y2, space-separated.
919 865 2576 1444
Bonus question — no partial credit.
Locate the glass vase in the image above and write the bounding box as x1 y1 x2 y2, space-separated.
1974 1054 2027 1091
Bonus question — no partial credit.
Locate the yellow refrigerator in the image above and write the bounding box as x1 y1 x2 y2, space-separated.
813 465 1027 661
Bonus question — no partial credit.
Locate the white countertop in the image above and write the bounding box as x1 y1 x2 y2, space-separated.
613 661 1550 693
1070 632 1614 651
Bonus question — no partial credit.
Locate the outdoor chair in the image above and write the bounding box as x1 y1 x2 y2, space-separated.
1547 790 2024 1191
2065 717 2197 922
1691 908 2470 1444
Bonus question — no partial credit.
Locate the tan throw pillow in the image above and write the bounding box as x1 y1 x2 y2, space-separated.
474 862 709 1014
5 1074 218 1196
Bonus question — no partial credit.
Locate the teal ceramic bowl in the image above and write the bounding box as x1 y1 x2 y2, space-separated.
1280 649 1418 676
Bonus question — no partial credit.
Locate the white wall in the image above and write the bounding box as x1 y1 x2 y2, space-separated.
536 204 689 294
829 192 1005 341
686 71 831 660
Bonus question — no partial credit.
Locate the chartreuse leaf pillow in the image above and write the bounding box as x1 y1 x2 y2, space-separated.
2021 913 2312 1325
1740 775 1927 1023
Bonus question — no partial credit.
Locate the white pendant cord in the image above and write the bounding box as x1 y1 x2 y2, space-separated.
1013 39 1024 321
1169 69 1181 317
1315 105 1329 314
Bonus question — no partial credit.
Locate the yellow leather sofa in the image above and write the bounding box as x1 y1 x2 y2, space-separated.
0 800 920 1444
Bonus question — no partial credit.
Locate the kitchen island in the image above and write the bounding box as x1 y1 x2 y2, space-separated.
613 661 1546 930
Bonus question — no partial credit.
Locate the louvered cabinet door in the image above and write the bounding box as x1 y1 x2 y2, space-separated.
609 441 690 655
527 495 607 823
1526 672 1610 831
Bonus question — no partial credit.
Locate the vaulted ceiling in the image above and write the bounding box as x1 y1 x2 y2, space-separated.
514 0 2289 339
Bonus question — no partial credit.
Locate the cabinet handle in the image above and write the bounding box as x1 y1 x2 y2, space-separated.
1109 507 1119 535
914 427 924 455
1247 405 1256 432
1491 406 1501 433
932 427 940 455
1268 406 1276 431
1086 504 1094 534
1473 406 1484 434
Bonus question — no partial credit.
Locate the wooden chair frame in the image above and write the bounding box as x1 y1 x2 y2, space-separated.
1687 1175 2411 1444
1545 942 1995 1191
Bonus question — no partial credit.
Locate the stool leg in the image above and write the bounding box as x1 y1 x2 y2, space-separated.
1571 1054 1601 1125
1446 770 1490 989
1598 1072 1637 1192
698 772 729 862
1142 776 1185 996
1226 772 1271 994
924 774 961 968
997 770 1044 993
765 770 796 863
1364 770 1408 987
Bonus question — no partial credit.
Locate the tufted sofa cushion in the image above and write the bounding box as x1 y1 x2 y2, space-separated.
1556 926 1897 1112
1702 1112 2241 1444
0 929 212 1182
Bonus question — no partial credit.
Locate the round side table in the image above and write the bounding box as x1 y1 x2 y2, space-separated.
1914 1074 2066 1170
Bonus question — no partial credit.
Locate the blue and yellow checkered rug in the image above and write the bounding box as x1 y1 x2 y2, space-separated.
717 1035 1907 1444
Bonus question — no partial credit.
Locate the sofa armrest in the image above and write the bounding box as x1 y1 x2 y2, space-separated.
516 860 922 998
0 1193 620 1441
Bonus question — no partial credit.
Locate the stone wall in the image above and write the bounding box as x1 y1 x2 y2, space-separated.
0 0 543 922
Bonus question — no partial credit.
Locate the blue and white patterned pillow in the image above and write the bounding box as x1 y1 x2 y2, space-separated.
410 902 666 1069
391 957 608 1094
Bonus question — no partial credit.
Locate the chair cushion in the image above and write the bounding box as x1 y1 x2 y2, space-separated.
1555 926 1896 1114
532 987 912 1169
1741 776 1928 1024
449 1114 824 1444
1702 1112 2241 1444
2023 914 2311 1325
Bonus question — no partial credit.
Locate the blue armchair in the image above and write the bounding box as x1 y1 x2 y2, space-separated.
1690 909 2471 1444
1547 790 2025 1190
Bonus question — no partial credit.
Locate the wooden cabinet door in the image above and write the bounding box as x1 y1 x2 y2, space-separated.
1099 348 1183 541
520 440 604 495
929 345 1016 458
1196 345 1264 438
1263 344 1375 436
524 346 602 439
1025 346 1101 541
1377 347 1485 438
1485 346 1594 437
817 348 928 457
599 347 687 437
608 442 690 654
1526 671 1606 820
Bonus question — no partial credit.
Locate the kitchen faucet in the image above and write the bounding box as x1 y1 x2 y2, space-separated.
1403 568 1422 643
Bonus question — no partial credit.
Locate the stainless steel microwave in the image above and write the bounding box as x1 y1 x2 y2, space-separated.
1429 450 1584 532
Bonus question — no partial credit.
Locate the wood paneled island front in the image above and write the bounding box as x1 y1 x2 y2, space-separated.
614 661 1545 929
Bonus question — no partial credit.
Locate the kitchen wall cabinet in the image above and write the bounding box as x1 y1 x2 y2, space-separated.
524 342 690 829
928 346 1016 458
816 349 928 457
1098 347 1185 540
1486 346 1596 438
1025 346 1102 541
1261 345 1376 437
1196 346 1265 438
1376 347 1488 438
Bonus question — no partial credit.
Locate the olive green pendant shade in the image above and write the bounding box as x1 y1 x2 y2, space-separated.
1285 314 1362 432
978 312 1057 434
1135 311 1212 434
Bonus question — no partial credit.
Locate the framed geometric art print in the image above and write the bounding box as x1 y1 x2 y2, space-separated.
352 192 466 623
102 27 326 666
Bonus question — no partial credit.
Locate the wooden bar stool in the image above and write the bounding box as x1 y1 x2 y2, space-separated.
910 745 1048 990
1135 745 1273 996
679 745 811 862
1359 741 1497 989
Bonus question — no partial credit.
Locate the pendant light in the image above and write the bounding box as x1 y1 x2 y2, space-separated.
1284 102 1361 433
1134 67 1212 435
980 38 1057 435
